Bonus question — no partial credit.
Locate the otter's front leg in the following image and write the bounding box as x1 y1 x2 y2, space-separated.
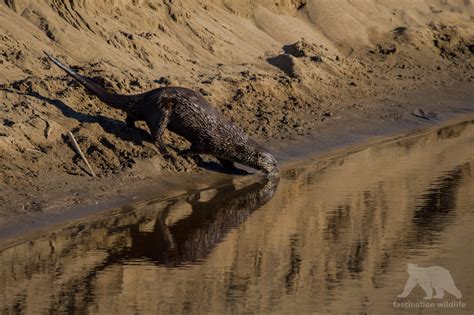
149 106 172 156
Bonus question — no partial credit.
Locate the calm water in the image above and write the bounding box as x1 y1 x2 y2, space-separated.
1 120 473 314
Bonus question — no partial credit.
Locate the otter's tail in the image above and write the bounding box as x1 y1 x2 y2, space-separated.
44 52 136 111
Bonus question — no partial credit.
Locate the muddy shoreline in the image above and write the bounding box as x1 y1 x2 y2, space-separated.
1 82 472 248
1 0 473 246
2 101 473 314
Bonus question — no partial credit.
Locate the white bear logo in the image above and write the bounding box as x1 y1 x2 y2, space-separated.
398 263 462 300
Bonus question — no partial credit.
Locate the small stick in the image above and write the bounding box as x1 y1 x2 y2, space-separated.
67 131 96 177
25 148 43 154
45 120 52 139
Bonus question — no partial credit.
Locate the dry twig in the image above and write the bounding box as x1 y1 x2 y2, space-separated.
67 131 96 177
45 120 52 139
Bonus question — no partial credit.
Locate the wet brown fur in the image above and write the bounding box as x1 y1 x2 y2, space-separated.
45 53 279 175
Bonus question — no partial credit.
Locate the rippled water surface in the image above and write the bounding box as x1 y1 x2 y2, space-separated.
1 120 473 314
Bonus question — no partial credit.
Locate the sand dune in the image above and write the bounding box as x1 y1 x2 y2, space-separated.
0 0 472 217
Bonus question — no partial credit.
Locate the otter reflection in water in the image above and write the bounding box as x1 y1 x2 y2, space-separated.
0 176 278 313
113 177 279 266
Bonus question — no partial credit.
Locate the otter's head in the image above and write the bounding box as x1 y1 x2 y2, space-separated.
256 151 279 176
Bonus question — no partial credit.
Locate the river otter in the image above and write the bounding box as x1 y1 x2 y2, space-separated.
45 52 278 176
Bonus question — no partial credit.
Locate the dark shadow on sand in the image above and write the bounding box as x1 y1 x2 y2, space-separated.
198 160 251 176
266 54 296 77
1 87 152 145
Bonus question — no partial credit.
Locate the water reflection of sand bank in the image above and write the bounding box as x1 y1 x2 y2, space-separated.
1 121 473 314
